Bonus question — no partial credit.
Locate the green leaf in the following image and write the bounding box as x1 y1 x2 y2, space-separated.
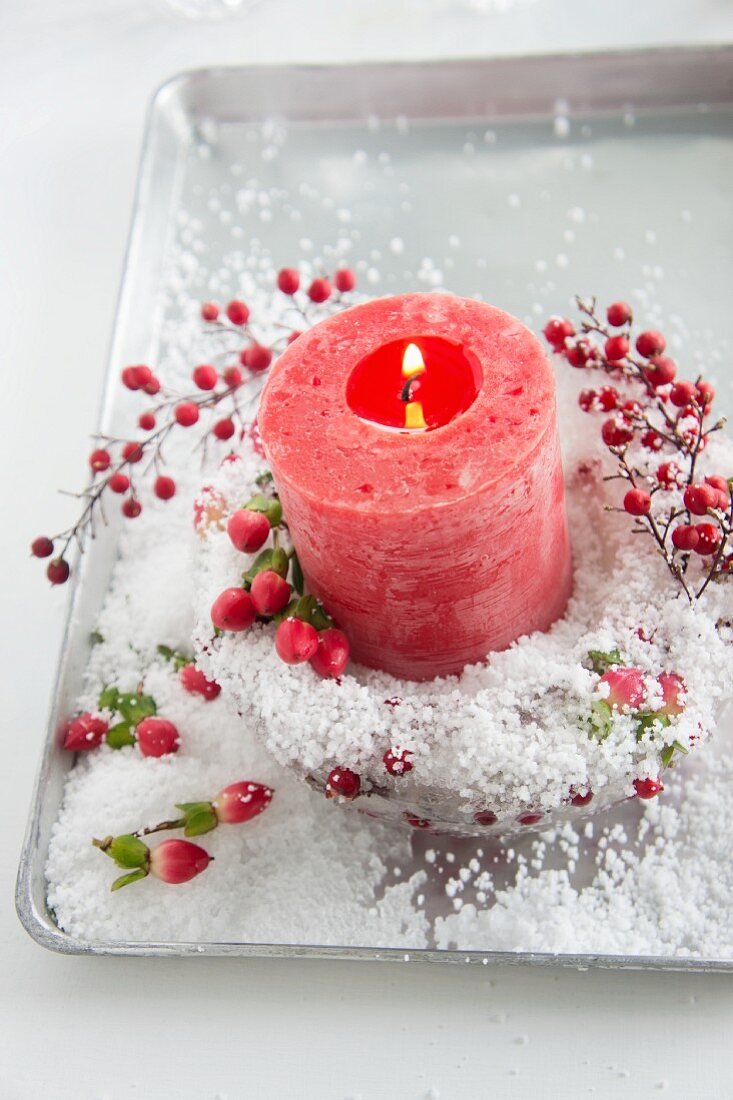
294 595 332 632
291 551 304 596
90 630 104 647
111 868 148 892
117 693 157 726
274 598 300 625
587 649 624 675
106 722 136 750
661 744 675 768
635 713 671 742
243 548 276 586
157 644 175 662
271 547 289 579
589 699 613 741
255 470 274 488
183 808 218 837
107 834 149 869
157 644 190 671
98 685 120 711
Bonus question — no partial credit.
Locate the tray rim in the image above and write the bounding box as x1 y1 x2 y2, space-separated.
16 42 733 971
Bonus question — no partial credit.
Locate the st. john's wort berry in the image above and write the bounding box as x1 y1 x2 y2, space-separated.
211 588 256 632
89 448 111 473
63 712 108 751
383 748 414 777
47 558 70 585
404 814 431 829
213 417 235 441
672 525 699 551
543 317 574 350
227 508 270 553
175 402 199 427
325 767 361 800
286 331 302 345
223 365 244 387
138 412 156 431
108 472 130 494
697 380 715 407
179 664 221 701
334 268 356 293
193 364 218 391
122 441 143 463
645 356 676 388
201 302 219 322
149 838 211 884
241 344 272 373
122 497 142 519
601 419 633 448
277 267 300 295
307 277 332 303
604 335 629 362
670 380 696 408
606 301 632 327
634 777 664 799
598 386 619 411
225 299 250 326
695 523 722 556
213 781 273 824
641 430 663 452
308 628 350 678
599 667 647 710
275 618 319 664
656 462 682 488
635 330 666 359
578 389 596 412
565 340 592 368
250 570 291 617
624 489 651 516
684 483 718 516
473 810 498 826
136 717 180 758
518 812 544 826
569 788 594 807
31 536 54 558
658 672 686 716
154 476 176 501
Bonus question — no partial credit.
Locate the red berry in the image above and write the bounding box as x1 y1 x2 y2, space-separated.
696 380 715 408
250 570 291 616
334 268 356 293
193 364 218 391
201 302 219 322
565 341 590 368
175 402 199 427
121 364 152 391
63 712 108 751
518 812 544 826
309 628 350 678
695 523 722 556
179 664 221 701
705 475 730 497
211 588 256 632
227 509 270 553
641 430 663 452
598 386 619 412
569 788 594 807
122 441 143 464
404 814 431 829
604 335 629 362
658 672 686 716
143 376 161 396
634 777 663 800
624 488 651 516
277 267 300 295
223 365 243 387
600 668 647 709
138 412 156 432
383 748 413 776
636 330 666 359
154 476 176 501
226 299 250 326
149 838 210 884
645 356 676 388
578 389 596 412
307 277 332 303
213 781 273 824
89 448 111 472
241 344 272 373
122 497 142 519
672 525 699 551
213 417 235 441
606 301 632 327
473 810 498 826
657 462 682 488
670 380 696 408
31 536 54 558
683 483 717 516
108 472 130 494
275 618 319 664
137 717 179 758
602 419 633 448
47 558 70 585
325 767 360 800
543 317 574 350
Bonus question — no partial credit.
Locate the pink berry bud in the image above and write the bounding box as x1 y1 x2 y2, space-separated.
308 628 350 678
325 767 361 800
63 713 108 751
211 588 256 632
275 618 319 664
213 781 274 824
250 570 292 616
136 717 180 758
658 672 686 716
623 488 651 516
149 838 211 884
227 509 270 553
599 668 647 710
179 664 221 700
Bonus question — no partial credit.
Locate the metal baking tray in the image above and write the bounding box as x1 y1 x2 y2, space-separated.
16 46 733 968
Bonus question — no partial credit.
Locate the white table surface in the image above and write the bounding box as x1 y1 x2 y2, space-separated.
3 2 733 1097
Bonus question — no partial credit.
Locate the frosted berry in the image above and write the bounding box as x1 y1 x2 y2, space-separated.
598 386 619 412
275 618 319 664
226 299 250 326
307 277 332 303
672 525 699 551
250 570 291 616
179 664 221 701
223 365 243 387
636 330 666 359
149 838 211 884
213 417 235 441
122 497 142 519
334 268 356 293
658 672 686 716
578 389 596 412
201 302 219 322
600 667 647 709
122 441 143 464
193 364 218 391
325 767 360 800
47 558 70 585
109 472 130 494
606 301 632 327
569 788 594 807
227 509 270 553
138 412 156 431
634 777 663 799
641 430 663 452
604 335 629 362
211 588 256 632
154 476 176 501
624 489 651 516
175 402 199 427
277 267 300 295
543 317 574 350
565 341 591 368
473 810 498 826
213 781 273 824
89 448 111 472
695 523 722 556
696 380 715 407
383 748 413 777
645 356 676 388
683 483 717 516
518 812 544 826
656 462 682 488
63 712 108 751
242 344 272 373
31 536 54 558
670 380 696 408
136 717 179 758
309 628 350 678
602 419 633 448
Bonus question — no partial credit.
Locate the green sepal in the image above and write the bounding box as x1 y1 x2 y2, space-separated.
245 494 282 526
255 470 274 489
271 547 289 578
291 551 304 595
117 693 157 726
157 644 190 671
175 801 218 836
635 713 671 742
244 548 276 586
111 868 148 892
274 598 300 625
98 685 120 711
294 595 332 632
589 699 613 741
587 649 624 675
106 722 136 750
661 739 690 768
107 834 149 869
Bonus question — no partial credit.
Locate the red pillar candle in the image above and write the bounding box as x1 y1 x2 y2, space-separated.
258 293 572 680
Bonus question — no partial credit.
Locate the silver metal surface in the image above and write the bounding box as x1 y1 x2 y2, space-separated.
16 46 733 968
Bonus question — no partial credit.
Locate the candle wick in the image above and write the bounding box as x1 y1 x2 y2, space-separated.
400 377 416 403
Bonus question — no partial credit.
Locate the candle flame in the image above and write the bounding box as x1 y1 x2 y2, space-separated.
401 343 427 429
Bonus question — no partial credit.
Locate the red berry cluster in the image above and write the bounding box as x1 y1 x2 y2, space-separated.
64 686 180 758
545 298 732 601
33 268 357 587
